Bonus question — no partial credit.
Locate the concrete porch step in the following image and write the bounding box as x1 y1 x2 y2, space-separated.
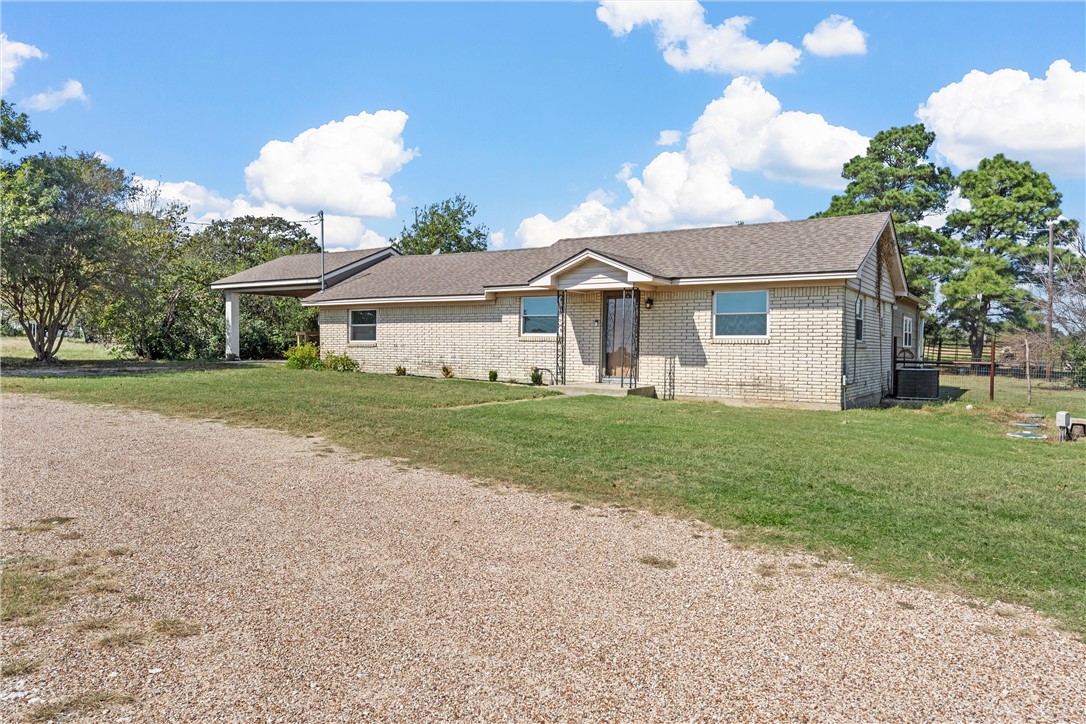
552 383 656 398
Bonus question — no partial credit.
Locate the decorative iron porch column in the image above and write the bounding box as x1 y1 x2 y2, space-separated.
555 290 567 385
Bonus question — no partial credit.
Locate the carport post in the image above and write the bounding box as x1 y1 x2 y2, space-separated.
225 291 240 361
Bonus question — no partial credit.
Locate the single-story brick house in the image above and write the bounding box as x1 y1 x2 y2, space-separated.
212 212 924 409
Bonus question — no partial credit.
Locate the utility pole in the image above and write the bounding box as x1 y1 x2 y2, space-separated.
1046 220 1055 381
319 210 326 291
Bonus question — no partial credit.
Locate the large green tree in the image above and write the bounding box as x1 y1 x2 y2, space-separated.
940 154 1064 360
83 212 321 360
815 124 957 299
391 194 488 255
1 100 40 155
1 152 131 361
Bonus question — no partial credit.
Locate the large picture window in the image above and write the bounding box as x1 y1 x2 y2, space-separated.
714 291 768 337
521 296 558 335
855 297 864 341
349 309 376 342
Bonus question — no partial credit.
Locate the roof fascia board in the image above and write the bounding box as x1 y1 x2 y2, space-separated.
211 278 320 290
672 271 856 286
303 293 492 307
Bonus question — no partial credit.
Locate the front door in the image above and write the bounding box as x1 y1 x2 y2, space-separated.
602 290 638 382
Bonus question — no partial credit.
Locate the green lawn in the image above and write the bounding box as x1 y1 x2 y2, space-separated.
4 366 1084 635
0 336 121 364
941 370 1086 418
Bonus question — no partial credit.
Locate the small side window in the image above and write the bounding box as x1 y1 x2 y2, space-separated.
855 297 864 342
521 297 558 336
349 309 377 341
713 291 769 337
903 316 914 348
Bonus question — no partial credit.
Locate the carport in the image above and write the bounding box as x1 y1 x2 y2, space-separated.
209 248 396 359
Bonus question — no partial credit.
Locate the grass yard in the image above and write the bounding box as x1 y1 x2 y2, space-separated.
941 371 1086 419
4 366 1084 635
0 336 123 365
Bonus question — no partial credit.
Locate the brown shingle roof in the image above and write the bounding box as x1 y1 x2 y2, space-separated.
301 213 892 303
211 248 390 287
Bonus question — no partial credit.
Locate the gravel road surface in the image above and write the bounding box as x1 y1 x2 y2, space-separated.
2 394 1084 721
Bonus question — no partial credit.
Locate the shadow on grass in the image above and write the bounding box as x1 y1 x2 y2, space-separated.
1 358 277 379
939 386 967 402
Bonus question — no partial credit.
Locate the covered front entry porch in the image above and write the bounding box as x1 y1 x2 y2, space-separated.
553 287 646 390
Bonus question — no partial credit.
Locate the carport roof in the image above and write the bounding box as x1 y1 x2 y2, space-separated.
211 247 392 289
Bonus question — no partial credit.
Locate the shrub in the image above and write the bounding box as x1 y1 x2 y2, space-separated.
441 364 454 379
488 370 498 382
323 351 358 372
285 343 322 370
530 367 544 386
395 365 407 376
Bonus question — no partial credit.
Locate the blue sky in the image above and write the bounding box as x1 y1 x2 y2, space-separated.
3 2 1084 250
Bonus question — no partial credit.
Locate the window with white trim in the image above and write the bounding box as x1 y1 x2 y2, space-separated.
713 291 768 337
521 296 558 335
349 309 376 342
855 297 864 341
903 316 913 348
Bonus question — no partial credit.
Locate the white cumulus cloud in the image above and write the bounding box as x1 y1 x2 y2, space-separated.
515 77 868 248
802 15 867 57
596 1 801 76
917 60 1086 176
656 129 682 146
1 34 44 94
490 230 507 249
244 110 418 217
129 110 417 250
688 77 868 188
22 79 88 111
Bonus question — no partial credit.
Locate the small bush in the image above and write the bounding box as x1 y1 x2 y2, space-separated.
323 351 358 372
530 367 544 386
488 370 498 382
285 343 322 370
441 364 454 379
395 365 407 376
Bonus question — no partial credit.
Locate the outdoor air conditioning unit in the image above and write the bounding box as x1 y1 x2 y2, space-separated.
895 367 939 400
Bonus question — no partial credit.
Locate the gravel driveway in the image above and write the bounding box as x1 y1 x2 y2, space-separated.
2 394 1084 721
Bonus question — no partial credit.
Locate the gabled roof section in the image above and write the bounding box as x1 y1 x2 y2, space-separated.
211 247 394 289
286 212 896 305
527 248 660 288
543 213 891 281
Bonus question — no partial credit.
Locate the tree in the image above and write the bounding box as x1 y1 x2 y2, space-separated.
940 154 1064 360
815 124 957 299
83 212 321 360
391 194 488 255
1 152 131 361
1 100 40 155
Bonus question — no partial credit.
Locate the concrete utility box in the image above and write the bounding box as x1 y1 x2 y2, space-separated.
1057 411 1086 442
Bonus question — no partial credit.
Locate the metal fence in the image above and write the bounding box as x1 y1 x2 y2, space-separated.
902 361 1084 419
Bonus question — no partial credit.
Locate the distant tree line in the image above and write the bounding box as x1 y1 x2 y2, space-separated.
1 102 319 361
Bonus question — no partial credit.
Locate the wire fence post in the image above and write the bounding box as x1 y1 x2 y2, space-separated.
989 337 996 402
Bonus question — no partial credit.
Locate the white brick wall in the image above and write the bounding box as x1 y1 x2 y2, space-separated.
318 284 854 408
